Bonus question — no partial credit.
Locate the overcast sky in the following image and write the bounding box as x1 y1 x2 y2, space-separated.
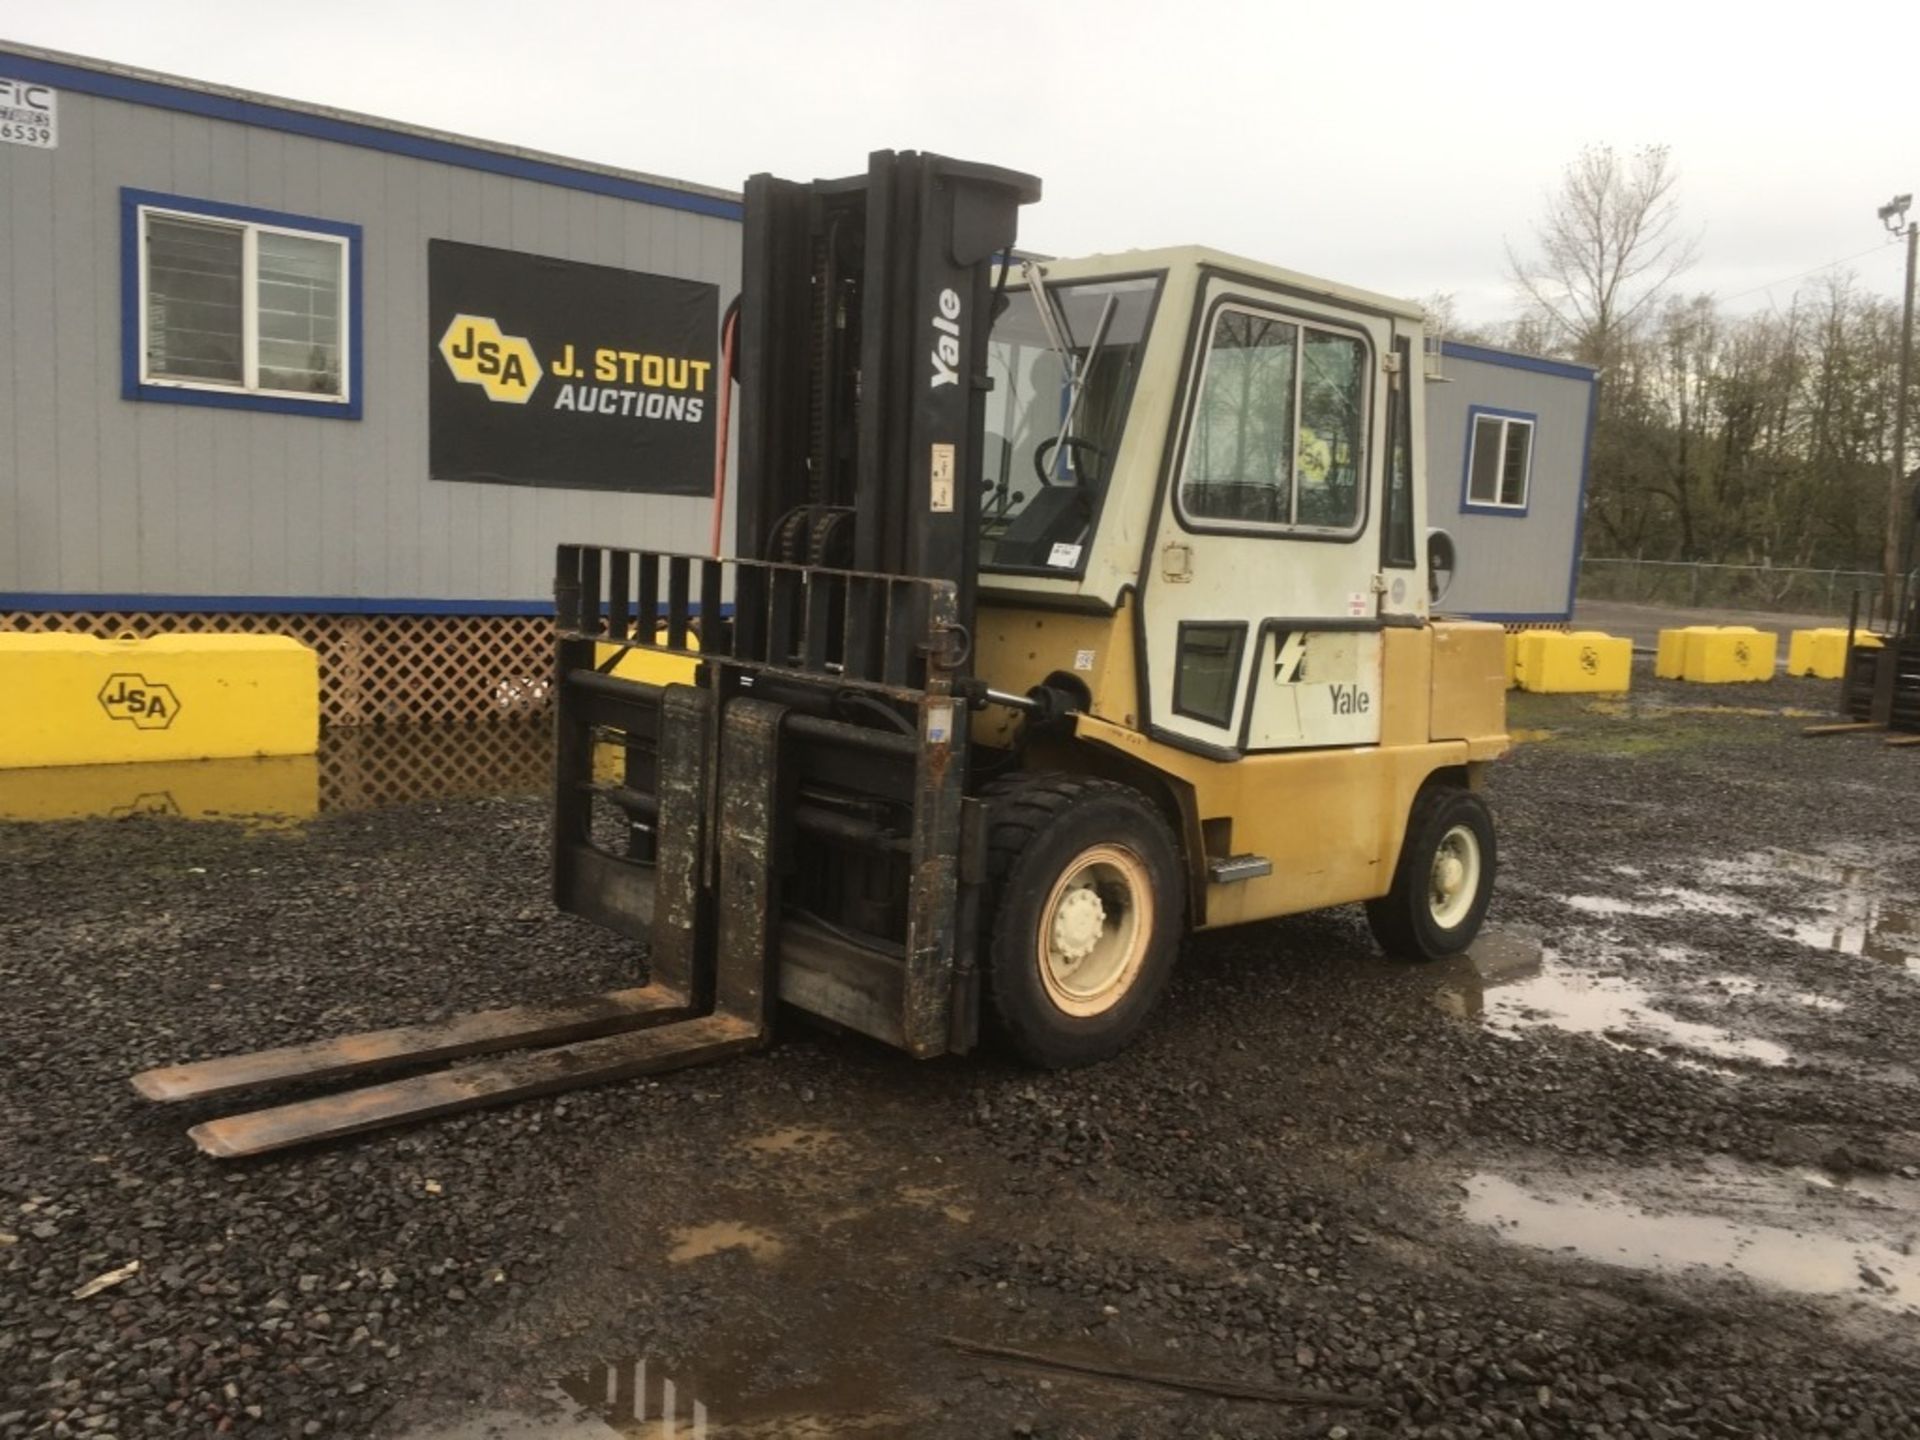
8 0 1913 324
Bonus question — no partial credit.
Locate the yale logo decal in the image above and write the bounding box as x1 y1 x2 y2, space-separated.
439 314 543 404
1272 631 1309 684
99 674 180 730
929 287 962 389
1328 683 1371 715
1272 631 1373 716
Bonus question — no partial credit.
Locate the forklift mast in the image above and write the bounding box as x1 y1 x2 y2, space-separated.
131 152 1044 1158
736 151 1041 632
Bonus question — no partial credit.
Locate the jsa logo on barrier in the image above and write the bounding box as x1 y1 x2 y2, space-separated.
99 674 180 730
439 314 543 403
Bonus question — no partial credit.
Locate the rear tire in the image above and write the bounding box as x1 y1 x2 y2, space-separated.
1366 785 1496 962
980 774 1184 1068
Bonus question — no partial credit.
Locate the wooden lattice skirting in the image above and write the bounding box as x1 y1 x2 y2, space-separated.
2 611 556 728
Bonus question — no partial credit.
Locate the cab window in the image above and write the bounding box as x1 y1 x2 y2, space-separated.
1179 304 1369 534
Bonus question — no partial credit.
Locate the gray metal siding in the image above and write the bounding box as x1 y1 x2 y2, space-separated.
1423 355 1592 620
0 85 741 607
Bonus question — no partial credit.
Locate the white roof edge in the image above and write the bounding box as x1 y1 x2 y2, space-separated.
0 38 743 204
1022 245 1427 321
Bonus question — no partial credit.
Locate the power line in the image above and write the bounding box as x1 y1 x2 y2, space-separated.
1718 240 1901 305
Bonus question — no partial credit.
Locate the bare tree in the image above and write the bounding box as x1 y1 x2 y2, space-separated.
1507 145 1698 372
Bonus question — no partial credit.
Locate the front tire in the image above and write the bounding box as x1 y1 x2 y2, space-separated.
1366 785 1496 961
981 775 1184 1068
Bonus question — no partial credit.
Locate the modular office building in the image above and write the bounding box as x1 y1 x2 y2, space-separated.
0 42 743 726
1422 341 1597 624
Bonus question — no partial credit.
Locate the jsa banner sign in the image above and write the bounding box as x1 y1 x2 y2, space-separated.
428 239 717 494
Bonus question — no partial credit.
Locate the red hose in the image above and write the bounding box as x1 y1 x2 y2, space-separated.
709 306 739 558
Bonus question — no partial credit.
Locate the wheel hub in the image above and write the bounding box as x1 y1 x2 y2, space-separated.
1050 885 1107 966
1034 842 1154 1018
1427 823 1483 930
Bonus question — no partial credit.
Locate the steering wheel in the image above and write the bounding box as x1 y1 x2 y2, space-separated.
1033 435 1107 491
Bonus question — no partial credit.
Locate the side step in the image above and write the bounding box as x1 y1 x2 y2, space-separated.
1207 854 1273 884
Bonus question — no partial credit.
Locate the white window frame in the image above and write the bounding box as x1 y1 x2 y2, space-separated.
136 202 353 405
1464 410 1534 511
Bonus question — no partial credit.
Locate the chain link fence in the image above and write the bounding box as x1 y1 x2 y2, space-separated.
1578 558 1889 619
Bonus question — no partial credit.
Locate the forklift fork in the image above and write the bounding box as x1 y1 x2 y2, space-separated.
131 693 786 1158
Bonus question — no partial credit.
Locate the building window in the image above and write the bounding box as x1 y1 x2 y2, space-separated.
1464 409 1534 511
1178 304 1370 536
122 189 362 419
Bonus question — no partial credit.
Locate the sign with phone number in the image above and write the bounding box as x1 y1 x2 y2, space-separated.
0 78 57 150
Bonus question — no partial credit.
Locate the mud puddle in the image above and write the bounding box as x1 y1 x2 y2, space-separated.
1437 932 1792 1069
552 1347 900 1439
505 1121 970 1439
1697 849 1920 970
1563 845 1918 972
1460 1157 1920 1313
0 716 552 824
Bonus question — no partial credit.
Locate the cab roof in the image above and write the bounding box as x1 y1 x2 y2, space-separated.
1010 244 1428 324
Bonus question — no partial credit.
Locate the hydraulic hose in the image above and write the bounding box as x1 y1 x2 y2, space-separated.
709 302 741 558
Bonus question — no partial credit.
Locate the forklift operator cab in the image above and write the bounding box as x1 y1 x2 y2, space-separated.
973 247 1506 931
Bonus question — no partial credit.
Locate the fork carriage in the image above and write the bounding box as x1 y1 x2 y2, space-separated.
552 542 986 1061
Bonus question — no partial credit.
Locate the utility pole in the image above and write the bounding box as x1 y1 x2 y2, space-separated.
1880 194 1916 622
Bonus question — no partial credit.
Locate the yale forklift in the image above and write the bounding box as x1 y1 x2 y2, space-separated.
135 150 1509 1157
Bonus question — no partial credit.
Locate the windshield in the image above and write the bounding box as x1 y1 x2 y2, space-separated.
979 274 1160 572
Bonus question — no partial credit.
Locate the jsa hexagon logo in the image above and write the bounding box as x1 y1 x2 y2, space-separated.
438 314 542 404
99 674 181 730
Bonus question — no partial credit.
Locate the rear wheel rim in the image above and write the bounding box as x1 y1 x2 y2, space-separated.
1036 842 1153 1017
1428 822 1482 931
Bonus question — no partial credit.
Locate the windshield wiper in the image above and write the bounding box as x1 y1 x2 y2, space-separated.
1022 261 1116 484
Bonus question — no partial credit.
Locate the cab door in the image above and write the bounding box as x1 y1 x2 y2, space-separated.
1141 276 1395 753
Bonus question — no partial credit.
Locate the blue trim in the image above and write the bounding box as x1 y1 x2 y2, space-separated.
1459 405 1536 518
121 187 365 420
1440 339 1598 382
1458 610 1577 623
3 591 551 616
1565 372 1600 619
4 50 741 222
1 591 739 618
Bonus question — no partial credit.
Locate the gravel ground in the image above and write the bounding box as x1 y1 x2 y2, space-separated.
3 667 1918 1440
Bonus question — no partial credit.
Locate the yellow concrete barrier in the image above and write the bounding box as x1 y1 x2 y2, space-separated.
0 634 318 769
594 626 701 689
0 754 319 823
1678 626 1776 684
1514 630 1632 694
1654 626 1709 680
589 630 702 782
1787 627 1881 680
1655 626 1780 683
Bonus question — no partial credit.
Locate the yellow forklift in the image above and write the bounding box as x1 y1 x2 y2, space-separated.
136 151 1508 1156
